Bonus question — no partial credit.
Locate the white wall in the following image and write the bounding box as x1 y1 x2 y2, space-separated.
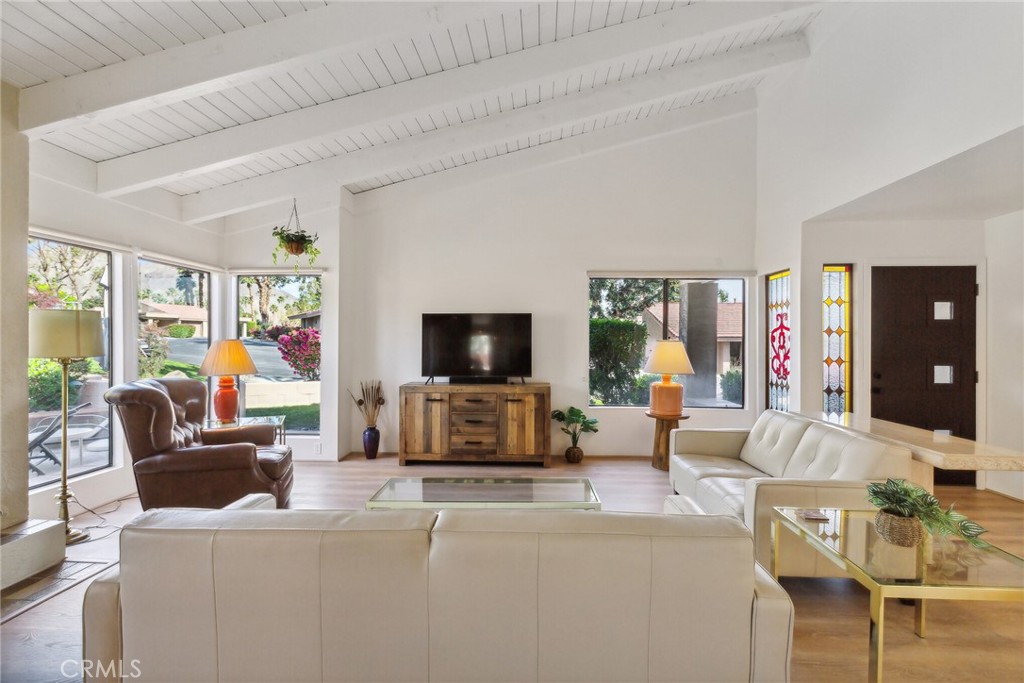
984 210 1024 500
351 113 760 456
1 83 30 527
756 1 1024 410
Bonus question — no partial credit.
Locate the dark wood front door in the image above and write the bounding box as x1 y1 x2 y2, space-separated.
871 266 977 484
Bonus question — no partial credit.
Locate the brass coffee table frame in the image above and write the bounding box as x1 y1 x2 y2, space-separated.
771 507 1023 683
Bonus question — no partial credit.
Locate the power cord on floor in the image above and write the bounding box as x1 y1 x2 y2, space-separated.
67 492 140 542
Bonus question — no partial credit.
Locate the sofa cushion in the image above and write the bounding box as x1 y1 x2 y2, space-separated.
695 476 751 518
429 510 755 683
256 445 292 479
782 424 912 480
670 453 765 498
738 410 812 477
674 454 765 480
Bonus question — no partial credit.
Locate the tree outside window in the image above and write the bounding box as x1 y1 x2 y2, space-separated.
138 258 210 380
589 277 745 408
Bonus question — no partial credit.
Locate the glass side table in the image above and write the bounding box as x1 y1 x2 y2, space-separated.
204 415 286 445
772 507 1024 682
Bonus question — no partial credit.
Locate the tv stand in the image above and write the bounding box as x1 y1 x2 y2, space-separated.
450 376 508 385
400 382 551 467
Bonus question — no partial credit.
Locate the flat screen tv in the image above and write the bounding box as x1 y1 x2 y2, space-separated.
422 313 532 382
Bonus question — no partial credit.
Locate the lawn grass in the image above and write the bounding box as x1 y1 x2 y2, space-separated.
158 360 202 379
246 404 320 432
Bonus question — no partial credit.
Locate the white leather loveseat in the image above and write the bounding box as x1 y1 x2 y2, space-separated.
83 507 794 683
666 410 913 576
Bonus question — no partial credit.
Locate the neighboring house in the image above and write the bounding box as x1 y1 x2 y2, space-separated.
643 302 743 374
139 302 208 337
288 309 322 329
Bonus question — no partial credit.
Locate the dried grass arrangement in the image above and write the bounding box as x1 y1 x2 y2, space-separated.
349 380 385 427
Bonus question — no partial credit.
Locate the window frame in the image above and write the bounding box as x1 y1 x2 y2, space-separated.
587 274 748 410
27 234 115 489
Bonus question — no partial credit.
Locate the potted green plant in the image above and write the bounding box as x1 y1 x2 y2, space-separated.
272 225 320 270
866 479 988 547
551 407 598 463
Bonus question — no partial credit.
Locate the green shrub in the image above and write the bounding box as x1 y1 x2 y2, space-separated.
27 358 101 411
720 367 743 405
630 373 660 405
166 324 195 339
589 318 648 405
138 323 169 378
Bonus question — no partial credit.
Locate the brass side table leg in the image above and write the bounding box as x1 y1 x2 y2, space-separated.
869 589 885 683
771 518 781 580
914 599 926 638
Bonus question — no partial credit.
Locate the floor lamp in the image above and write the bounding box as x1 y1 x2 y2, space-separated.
28 308 105 545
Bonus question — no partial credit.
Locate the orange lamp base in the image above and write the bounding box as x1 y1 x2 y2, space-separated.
649 375 684 417
212 376 239 421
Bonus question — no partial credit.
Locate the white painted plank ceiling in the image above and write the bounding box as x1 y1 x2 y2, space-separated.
2 1 821 217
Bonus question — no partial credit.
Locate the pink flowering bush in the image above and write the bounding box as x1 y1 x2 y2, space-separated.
277 328 321 381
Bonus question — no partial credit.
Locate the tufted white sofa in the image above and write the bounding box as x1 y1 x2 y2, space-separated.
83 507 794 683
666 410 913 577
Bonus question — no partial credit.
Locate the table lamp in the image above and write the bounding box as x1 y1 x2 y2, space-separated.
199 339 258 422
643 339 694 417
28 308 105 545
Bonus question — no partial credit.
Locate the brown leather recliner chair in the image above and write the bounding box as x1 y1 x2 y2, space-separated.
104 378 293 510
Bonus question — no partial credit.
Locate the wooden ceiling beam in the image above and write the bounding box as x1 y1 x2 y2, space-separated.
18 2 504 137
96 2 815 198
353 92 758 211
179 34 803 223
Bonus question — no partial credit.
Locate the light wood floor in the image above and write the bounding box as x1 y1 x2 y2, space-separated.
2 453 1022 682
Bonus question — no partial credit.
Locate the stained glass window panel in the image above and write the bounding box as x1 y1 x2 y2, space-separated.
766 269 791 411
822 265 852 417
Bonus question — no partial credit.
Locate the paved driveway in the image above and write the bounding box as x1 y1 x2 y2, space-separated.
168 338 295 377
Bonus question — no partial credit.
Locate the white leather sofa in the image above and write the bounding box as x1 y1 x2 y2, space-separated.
83 507 794 683
666 410 913 577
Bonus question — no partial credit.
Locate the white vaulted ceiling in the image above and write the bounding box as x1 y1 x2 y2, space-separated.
2 1 821 227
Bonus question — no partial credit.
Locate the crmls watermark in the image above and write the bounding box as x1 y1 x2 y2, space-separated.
61 659 142 679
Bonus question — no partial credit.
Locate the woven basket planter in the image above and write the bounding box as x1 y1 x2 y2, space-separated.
874 510 925 547
564 447 584 463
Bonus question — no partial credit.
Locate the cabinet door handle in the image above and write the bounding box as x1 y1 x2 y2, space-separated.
425 397 444 402
466 440 483 445
505 398 523 402
465 398 484 403
465 419 483 424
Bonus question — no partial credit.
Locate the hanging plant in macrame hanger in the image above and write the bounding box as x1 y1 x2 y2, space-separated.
272 199 321 272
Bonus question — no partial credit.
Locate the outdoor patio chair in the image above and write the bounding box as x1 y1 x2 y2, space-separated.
27 402 90 476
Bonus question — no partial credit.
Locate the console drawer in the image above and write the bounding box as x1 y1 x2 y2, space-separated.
450 435 497 455
451 394 497 412
451 412 498 434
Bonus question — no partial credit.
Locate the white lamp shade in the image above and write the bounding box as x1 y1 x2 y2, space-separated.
29 309 105 359
199 339 258 376
644 339 694 375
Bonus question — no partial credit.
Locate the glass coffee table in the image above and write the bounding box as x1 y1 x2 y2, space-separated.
772 507 1024 683
366 477 601 510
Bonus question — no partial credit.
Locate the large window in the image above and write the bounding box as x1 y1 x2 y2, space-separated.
589 277 745 408
27 237 113 487
138 258 210 379
236 275 322 434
